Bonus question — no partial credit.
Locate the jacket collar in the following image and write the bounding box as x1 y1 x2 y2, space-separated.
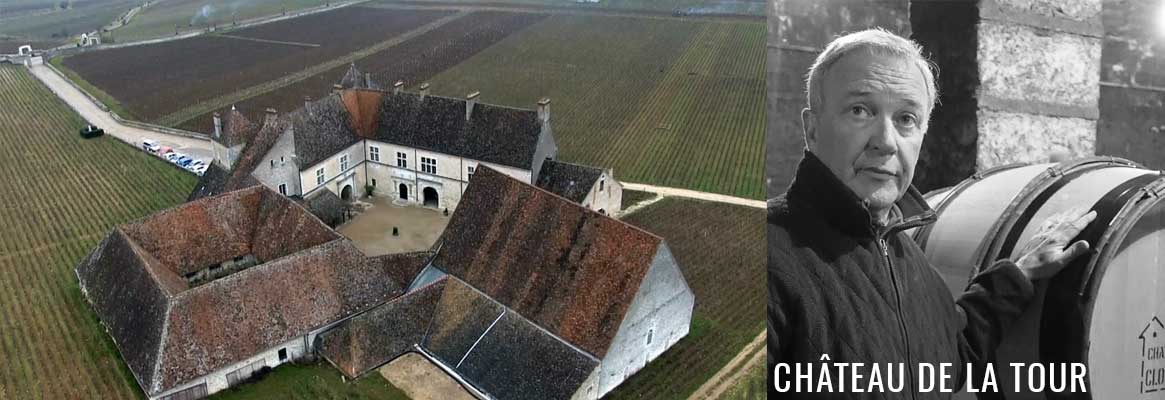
785 150 937 240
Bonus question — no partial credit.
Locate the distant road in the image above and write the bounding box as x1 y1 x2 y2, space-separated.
27 63 214 163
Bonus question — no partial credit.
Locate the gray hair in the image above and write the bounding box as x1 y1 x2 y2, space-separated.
805 28 939 113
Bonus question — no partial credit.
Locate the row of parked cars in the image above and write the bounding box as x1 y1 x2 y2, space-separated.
142 139 208 175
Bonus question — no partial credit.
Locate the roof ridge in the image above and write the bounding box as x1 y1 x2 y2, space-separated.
486 166 662 242
354 87 541 114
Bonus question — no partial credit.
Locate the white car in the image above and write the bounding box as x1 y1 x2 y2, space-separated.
165 152 183 163
190 163 208 176
141 139 160 154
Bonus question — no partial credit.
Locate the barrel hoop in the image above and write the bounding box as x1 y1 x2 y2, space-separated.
1038 172 1161 398
995 167 1094 260
913 163 1028 248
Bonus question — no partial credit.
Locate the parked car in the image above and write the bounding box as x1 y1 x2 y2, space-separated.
79 124 104 139
184 160 205 171
190 164 208 176
165 152 183 163
177 156 195 167
141 139 160 153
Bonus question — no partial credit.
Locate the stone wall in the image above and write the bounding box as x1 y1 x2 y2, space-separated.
912 0 1102 191
765 0 912 197
1098 0 1165 169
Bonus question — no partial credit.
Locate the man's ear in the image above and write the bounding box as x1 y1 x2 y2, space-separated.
801 108 817 150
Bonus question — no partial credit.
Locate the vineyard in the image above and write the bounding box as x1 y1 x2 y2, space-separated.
609 197 765 399
179 10 547 133
112 0 333 43
60 7 450 121
426 15 767 199
0 65 197 398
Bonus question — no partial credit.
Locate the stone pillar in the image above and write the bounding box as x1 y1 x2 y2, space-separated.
912 0 1102 191
766 0 912 197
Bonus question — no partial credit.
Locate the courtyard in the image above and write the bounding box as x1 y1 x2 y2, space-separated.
338 196 450 256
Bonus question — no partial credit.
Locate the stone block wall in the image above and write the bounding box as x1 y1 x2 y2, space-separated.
912 0 1102 191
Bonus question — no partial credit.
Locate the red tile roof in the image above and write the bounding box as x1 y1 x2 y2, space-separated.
432 166 662 357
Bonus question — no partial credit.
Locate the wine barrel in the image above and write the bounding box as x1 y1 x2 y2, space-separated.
913 156 1165 399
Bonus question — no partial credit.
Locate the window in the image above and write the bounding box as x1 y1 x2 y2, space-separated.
600 179 605 191
280 156 285 164
396 152 407 168
339 154 349 171
647 328 654 345
278 348 288 361
371 178 377 187
421 157 437 174
270 160 275 168
467 166 475 179
316 168 325 185
369 146 380 162
278 184 287 195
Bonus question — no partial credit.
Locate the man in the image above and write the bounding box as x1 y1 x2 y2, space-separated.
767 29 1095 398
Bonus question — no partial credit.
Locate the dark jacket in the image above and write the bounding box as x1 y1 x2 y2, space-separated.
767 151 1035 398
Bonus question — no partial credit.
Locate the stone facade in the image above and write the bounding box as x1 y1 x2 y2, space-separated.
580 171 622 216
578 245 693 399
250 130 301 196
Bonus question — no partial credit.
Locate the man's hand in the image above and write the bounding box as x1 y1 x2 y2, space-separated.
1013 207 1097 281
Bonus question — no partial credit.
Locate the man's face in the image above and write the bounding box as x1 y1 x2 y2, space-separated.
803 50 930 215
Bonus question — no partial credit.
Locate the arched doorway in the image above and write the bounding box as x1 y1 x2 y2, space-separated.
341 185 353 201
399 183 409 200
422 187 439 208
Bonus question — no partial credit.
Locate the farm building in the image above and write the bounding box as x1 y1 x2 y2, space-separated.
191 64 621 215
77 166 691 399
74 186 432 399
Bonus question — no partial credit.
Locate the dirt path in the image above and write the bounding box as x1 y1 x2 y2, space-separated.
688 330 766 400
622 182 766 209
26 62 214 163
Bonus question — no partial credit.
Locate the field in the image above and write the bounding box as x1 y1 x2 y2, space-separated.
111 0 335 43
210 362 409 400
0 0 137 42
382 0 765 16
60 6 450 121
609 197 765 399
0 65 197 398
427 15 767 199
179 10 546 132
57 3 765 199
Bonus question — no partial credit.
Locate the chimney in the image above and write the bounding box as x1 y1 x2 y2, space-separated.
332 84 343 94
393 80 404 94
212 112 222 138
537 97 551 124
419 83 430 100
303 96 312 116
466 91 480 121
264 108 278 127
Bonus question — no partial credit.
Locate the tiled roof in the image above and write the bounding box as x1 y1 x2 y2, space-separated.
421 278 598 400
291 94 361 169
432 166 662 357
535 160 606 203
213 106 258 147
187 162 235 201
76 186 428 396
296 189 350 228
317 277 448 378
371 91 544 170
